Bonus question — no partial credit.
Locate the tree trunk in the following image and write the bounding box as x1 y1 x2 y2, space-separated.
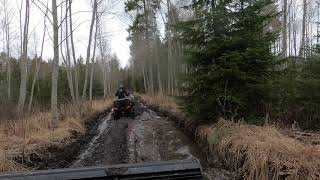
155 39 163 94
166 0 173 95
299 0 307 58
142 0 154 95
317 2 320 44
89 12 99 101
28 8 47 113
142 67 148 93
69 0 79 101
282 0 288 56
65 1 75 102
18 0 30 112
288 2 292 56
82 0 97 99
102 60 107 98
51 0 60 127
5 18 11 100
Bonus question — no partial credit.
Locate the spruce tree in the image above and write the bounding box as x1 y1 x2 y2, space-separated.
179 0 278 122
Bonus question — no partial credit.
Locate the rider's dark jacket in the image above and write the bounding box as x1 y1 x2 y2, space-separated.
115 88 129 99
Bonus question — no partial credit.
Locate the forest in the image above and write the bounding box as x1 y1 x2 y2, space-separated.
0 0 320 179
1 0 319 129
0 0 319 128
125 0 320 130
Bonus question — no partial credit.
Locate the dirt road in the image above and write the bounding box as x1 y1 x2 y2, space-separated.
71 100 235 179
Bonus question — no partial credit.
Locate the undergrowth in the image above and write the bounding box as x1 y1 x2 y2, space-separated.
141 94 320 180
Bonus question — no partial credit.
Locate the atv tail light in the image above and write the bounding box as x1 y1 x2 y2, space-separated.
114 107 119 112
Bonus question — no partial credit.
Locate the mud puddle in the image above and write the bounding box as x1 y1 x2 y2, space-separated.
71 101 235 179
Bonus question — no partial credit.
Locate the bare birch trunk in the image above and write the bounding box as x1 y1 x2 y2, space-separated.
288 3 292 56
68 0 79 101
51 0 60 127
18 0 30 112
317 2 320 44
102 60 107 98
282 0 288 56
28 8 47 113
299 0 307 58
89 12 99 101
82 0 97 99
64 1 75 102
5 18 11 100
166 0 173 95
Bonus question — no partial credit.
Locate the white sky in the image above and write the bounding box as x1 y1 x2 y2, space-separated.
1 0 131 68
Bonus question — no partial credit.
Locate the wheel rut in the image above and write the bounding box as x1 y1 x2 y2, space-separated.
71 100 235 179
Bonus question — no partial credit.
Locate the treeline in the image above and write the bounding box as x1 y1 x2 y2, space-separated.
124 0 320 130
0 53 121 109
0 0 122 121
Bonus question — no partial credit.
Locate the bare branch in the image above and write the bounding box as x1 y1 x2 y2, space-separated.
58 0 72 28
31 0 53 25
58 19 91 46
33 0 52 14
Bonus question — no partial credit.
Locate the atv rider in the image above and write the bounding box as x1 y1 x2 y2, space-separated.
115 85 129 99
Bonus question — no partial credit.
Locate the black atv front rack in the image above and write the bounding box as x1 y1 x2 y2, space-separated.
0 159 203 180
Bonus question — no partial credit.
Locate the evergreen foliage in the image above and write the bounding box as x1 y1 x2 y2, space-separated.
271 47 320 129
178 0 278 122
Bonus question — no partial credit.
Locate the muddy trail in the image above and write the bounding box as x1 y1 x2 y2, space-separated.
69 100 235 179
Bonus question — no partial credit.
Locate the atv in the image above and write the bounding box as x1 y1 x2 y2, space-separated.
112 96 135 120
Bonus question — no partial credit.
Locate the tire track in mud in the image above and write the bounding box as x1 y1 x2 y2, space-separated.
71 100 235 179
72 114 130 167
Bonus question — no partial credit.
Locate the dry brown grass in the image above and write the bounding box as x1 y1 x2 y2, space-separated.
140 94 180 114
197 119 320 180
0 99 112 173
91 99 113 112
141 94 320 180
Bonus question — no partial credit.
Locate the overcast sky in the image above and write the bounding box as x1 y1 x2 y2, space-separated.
1 0 131 68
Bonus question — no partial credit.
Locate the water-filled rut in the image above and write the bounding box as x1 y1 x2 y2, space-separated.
70 100 235 179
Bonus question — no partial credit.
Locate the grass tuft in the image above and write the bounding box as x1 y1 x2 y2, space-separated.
199 120 320 180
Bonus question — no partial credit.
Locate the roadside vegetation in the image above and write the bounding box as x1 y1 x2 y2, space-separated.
0 99 112 172
141 95 320 180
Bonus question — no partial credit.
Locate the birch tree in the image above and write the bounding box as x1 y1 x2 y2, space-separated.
82 0 98 99
28 6 48 113
17 0 30 112
300 0 307 57
60 0 75 102
52 0 59 126
282 0 288 56
68 0 79 101
89 9 99 101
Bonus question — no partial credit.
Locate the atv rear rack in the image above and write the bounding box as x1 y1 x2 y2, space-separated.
0 159 203 180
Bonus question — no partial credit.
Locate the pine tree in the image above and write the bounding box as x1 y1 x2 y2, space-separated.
179 0 278 122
